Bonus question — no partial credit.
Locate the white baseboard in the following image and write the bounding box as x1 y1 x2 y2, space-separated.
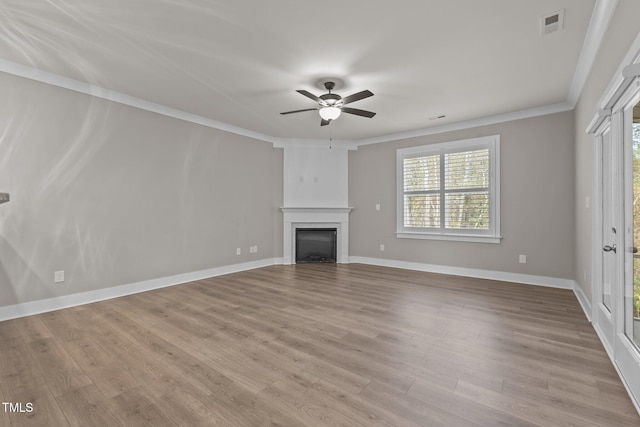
592 321 640 416
0 256 593 324
572 281 592 322
0 258 282 322
351 256 596 323
350 256 576 289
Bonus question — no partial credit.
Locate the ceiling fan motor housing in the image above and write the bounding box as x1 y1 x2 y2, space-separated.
320 93 341 106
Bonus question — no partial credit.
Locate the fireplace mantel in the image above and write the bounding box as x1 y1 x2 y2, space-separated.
281 207 353 264
281 207 353 214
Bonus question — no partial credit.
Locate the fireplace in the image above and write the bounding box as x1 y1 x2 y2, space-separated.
280 207 352 264
296 228 337 263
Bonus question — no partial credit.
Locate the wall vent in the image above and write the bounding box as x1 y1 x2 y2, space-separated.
541 10 564 35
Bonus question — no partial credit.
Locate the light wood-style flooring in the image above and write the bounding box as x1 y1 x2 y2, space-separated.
1 264 639 426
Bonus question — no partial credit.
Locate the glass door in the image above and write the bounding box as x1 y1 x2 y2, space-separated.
594 121 618 351
590 49 640 410
615 92 640 404
625 100 640 347
594 90 640 404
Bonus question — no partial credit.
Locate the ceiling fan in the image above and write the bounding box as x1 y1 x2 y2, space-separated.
280 81 376 126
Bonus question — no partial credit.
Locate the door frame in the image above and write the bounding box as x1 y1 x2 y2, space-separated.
588 32 640 413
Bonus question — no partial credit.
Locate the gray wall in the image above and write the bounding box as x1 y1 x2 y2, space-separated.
349 111 575 280
0 73 283 308
574 0 640 303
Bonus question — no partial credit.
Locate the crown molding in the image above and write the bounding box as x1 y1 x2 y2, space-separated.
354 102 574 146
567 0 619 106
0 0 618 148
0 58 280 145
272 137 358 150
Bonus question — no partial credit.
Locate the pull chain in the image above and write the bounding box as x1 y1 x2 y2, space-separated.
329 127 333 149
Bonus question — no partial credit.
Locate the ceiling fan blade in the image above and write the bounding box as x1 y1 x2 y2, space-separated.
280 108 318 115
296 89 321 102
320 119 331 126
341 90 374 105
341 107 376 118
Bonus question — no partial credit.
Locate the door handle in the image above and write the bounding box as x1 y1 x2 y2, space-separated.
603 244 617 253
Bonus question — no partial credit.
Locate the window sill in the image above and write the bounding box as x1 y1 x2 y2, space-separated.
396 232 502 244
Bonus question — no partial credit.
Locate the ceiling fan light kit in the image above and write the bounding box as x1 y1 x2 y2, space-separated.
281 80 376 126
319 106 341 121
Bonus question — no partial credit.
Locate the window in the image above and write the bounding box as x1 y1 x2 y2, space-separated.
397 135 500 243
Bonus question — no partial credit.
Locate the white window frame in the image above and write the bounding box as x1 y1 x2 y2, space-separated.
396 135 501 243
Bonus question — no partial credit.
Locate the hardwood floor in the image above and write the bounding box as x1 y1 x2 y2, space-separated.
1 264 639 426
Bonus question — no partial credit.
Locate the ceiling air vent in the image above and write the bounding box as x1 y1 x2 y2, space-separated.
541 10 564 35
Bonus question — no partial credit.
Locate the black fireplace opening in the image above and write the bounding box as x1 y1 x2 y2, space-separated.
295 228 337 263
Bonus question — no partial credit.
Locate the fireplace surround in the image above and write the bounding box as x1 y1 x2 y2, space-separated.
281 207 352 264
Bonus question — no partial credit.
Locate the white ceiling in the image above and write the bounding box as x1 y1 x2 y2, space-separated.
0 0 599 142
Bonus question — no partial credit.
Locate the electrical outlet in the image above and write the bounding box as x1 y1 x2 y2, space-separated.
375 203 381 211
519 254 527 264
380 244 385 251
236 248 241 255
254 245 258 253
54 270 64 283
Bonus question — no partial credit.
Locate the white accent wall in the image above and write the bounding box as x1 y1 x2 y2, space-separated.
283 145 349 208
281 145 352 264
